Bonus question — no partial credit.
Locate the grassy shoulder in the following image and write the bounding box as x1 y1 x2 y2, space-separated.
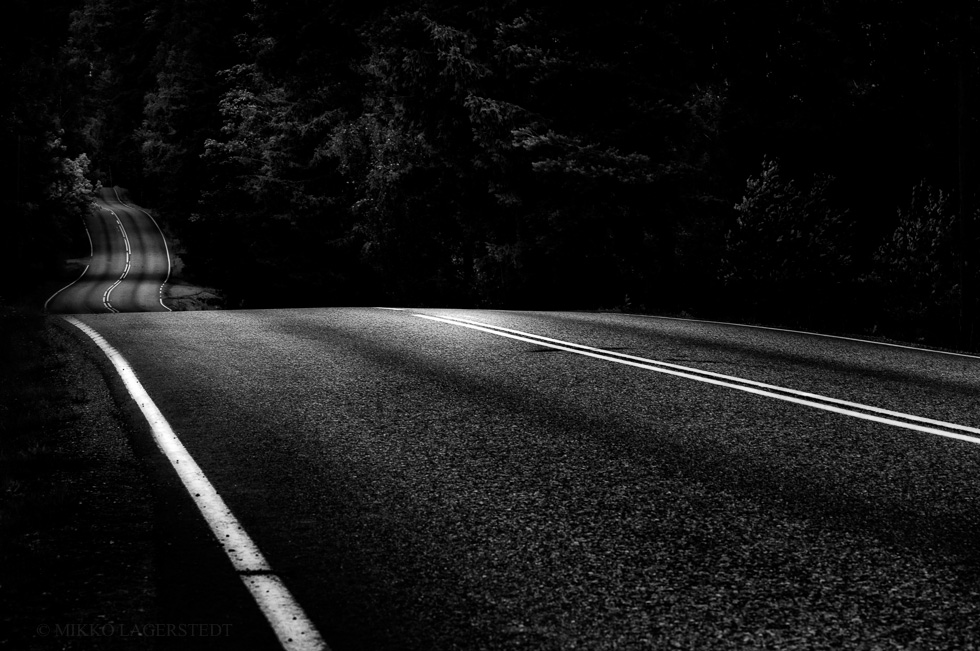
0 301 158 649
0 198 226 647
0 255 278 648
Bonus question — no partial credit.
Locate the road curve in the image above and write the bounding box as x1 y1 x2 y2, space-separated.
45 187 171 313
63 307 980 650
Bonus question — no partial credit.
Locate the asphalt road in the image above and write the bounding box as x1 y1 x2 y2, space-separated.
45 188 171 314
65 307 980 650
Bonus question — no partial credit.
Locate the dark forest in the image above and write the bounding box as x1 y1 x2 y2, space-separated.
4 0 979 349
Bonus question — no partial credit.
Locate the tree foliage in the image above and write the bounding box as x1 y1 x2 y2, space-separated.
869 182 970 342
724 157 853 323
10 0 980 347
0 0 96 303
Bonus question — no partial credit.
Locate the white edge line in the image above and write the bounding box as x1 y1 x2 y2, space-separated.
416 314 980 446
114 188 173 312
44 263 90 313
44 208 96 313
607 312 980 360
437 315 980 437
62 316 329 651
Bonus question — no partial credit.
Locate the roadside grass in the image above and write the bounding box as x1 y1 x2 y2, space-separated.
0 305 81 560
0 210 100 562
0 298 159 649
0 303 82 643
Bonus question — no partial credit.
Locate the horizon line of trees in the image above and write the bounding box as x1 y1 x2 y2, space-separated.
3 0 979 349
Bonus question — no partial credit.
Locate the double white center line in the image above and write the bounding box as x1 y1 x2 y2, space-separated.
113 189 172 312
416 313 980 446
100 204 130 313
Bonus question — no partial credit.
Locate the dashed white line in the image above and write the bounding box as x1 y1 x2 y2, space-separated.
63 316 329 651
113 188 172 312
99 204 131 313
417 313 980 446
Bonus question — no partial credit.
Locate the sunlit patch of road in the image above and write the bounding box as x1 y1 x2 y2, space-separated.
45 188 171 314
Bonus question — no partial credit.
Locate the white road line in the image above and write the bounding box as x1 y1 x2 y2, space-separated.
100 204 131 313
435 315 980 436
44 210 96 313
113 188 172 312
609 312 980 360
416 313 980 446
63 317 329 651
44 263 90 313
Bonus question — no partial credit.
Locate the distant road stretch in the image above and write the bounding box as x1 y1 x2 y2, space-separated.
45 187 171 313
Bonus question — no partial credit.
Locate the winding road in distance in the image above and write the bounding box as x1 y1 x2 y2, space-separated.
45 187 171 313
58 305 980 651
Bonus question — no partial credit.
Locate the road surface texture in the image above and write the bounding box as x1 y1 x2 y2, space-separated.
56 307 980 650
45 188 171 314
